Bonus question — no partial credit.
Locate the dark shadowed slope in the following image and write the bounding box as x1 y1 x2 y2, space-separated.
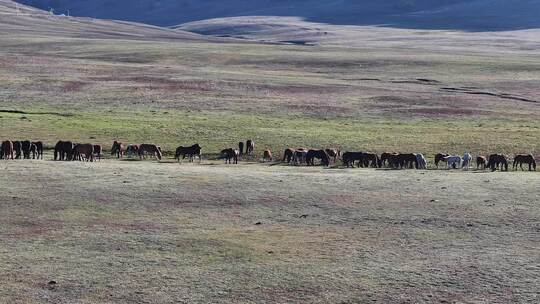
14 0 540 31
0 0 210 41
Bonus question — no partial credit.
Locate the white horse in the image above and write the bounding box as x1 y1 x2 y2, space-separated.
462 153 472 170
415 153 428 169
444 155 462 169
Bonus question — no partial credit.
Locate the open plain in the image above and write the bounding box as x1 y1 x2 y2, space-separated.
1 0 540 303
1 159 539 303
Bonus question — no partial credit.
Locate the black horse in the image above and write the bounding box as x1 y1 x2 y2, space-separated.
175 144 202 162
13 141 22 159
306 149 330 166
220 148 239 164
54 141 74 161
434 153 450 168
246 140 255 156
513 154 536 171
21 140 32 159
32 141 44 159
397 153 418 169
486 154 508 171
342 152 363 168
360 153 380 168
238 142 244 155
283 148 294 163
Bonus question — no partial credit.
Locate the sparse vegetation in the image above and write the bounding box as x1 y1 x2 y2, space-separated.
1 2 540 303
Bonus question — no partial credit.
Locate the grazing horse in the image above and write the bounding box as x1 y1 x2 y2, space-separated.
434 153 450 168
126 144 139 158
93 145 102 161
111 141 126 159
476 156 487 170
462 153 472 170
415 154 428 169
13 141 22 159
1 140 14 160
238 142 244 155
262 150 273 162
72 144 94 162
175 144 202 163
246 140 255 156
21 140 32 159
306 149 330 166
361 153 379 168
325 149 340 163
54 141 74 161
283 148 294 163
397 153 418 169
32 141 43 159
293 149 308 165
487 154 508 171
443 156 462 169
220 148 239 164
342 152 363 168
30 143 37 159
513 154 536 171
380 152 398 168
139 144 162 160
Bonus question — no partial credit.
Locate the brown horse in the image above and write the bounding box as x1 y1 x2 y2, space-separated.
93 145 102 161
72 144 94 162
476 156 487 170
306 149 330 166
139 144 162 160
220 148 239 164
111 141 126 158
487 154 508 171
21 140 32 159
434 153 450 168
54 141 74 161
513 154 536 171
1 140 14 160
175 144 202 162
325 148 340 163
262 150 273 162
246 140 255 156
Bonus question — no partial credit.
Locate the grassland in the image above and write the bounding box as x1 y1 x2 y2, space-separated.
1 32 540 157
1 159 539 303
1 3 540 303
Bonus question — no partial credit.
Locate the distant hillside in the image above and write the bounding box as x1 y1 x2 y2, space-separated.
15 0 540 31
0 0 209 41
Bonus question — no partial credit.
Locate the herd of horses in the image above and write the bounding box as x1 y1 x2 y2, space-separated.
0 139 537 172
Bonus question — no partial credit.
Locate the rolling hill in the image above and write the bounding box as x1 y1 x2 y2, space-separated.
14 0 540 31
0 0 208 41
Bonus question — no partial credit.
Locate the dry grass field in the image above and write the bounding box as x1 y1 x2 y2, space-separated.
1 1 540 303
1 159 539 303
1 6 540 155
